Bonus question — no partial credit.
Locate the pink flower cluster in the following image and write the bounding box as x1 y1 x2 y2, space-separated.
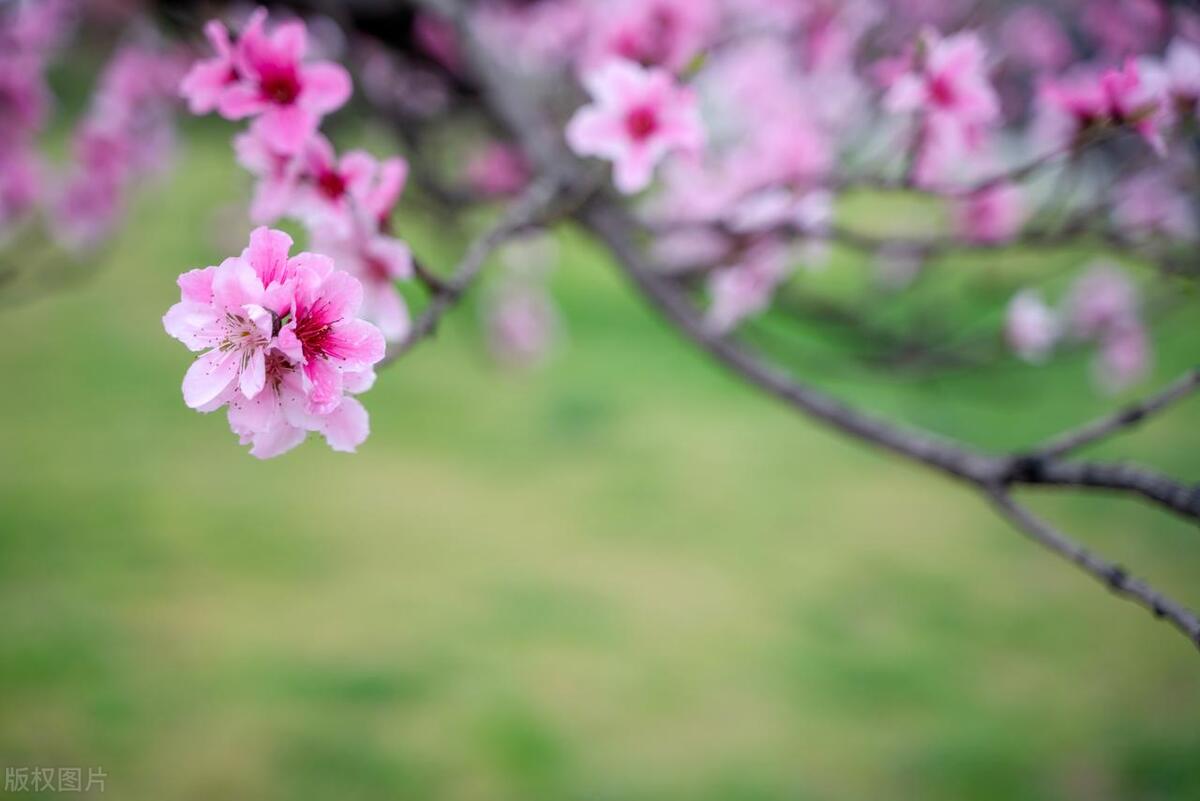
0 0 68 237
1006 263 1150 391
174 8 413 456
164 228 384 458
181 8 414 343
55 45 184 249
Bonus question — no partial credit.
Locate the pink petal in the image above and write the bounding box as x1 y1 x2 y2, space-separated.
365 283 411 342
244 226 294 286
180 60 234 115
211 256 265 309
238 346 267 399
251 105 317 155
177 266 215 304
272 20 308 64
324 318 386 370
299 62 352 115
304 356 344 415
565 107 625 158
183 349 239 409
217 83 266 119
320 396 369 452
163 302 222 352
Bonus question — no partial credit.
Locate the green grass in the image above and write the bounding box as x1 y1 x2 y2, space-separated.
0 128 1198 800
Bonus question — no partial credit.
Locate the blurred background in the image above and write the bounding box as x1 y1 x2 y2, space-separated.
3 4 1200 801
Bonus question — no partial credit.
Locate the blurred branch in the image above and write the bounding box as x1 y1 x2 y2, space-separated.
1034 368 1200 459
986 487 1200 649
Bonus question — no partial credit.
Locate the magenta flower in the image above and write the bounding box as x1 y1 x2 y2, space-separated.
213 10 351 153
884 30 1000 134
566 58 703 194
1041 60 1165 155
276 254 386 414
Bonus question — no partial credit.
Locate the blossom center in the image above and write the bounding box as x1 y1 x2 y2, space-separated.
260 69 301 104
625 105 659 141
928 74 957 107
317 169 347 200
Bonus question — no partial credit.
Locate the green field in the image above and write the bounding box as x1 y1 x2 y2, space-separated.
1 128 1198 800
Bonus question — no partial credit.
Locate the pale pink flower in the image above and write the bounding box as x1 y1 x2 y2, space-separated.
953 183 1025 244
163 227 299 410
1005 289 1059 363
1140 39 1200 124
215 9 351 153
706 239 791 333
276 253 387 414
1096 318 1150 391
566 59 703 194
580 0 719 74
1066 262 1139 341
1112 170 1197 242
465 142 530 198
484 280 560 368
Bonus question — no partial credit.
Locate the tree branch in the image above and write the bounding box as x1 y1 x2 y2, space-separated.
986 487 1200 650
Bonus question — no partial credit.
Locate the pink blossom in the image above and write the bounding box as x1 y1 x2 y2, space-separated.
1005 289 1059 363
1096 318 1150 391
952 183 1026 245
165 227 386 458
465 142 530 198
292 134 377 236
884 30 1001 135
0 56 50 140
1066 262 1139 341
1141 39 1200 123
566 59 704 194
227 348 375 458
1112 170 1197 241
311 156 414 341
212 9 351 153
1040 60 1166 154
580 0 719 74
706 239 791 333
484 279 560 368
163 227 299 410
276 252 387 414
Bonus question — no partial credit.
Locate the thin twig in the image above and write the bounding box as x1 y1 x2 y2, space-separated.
1034 368 1200 459
986 487 1200 650
379 176 566 366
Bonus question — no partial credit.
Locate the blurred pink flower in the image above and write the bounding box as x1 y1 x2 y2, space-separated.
413 11 463 74
292 135 378 237
1040 60 1166 155
1066 262 1139 341
465 142 530 198
566 58 703 194
180 18 241 114
234 128 303 224
211 9 351 153
884 30 1000 133
580 0 718 74
1096 318 1150 391
1112 170 1197 241
1005 289 1059 363
706 239 791 333
952 182 1025 245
